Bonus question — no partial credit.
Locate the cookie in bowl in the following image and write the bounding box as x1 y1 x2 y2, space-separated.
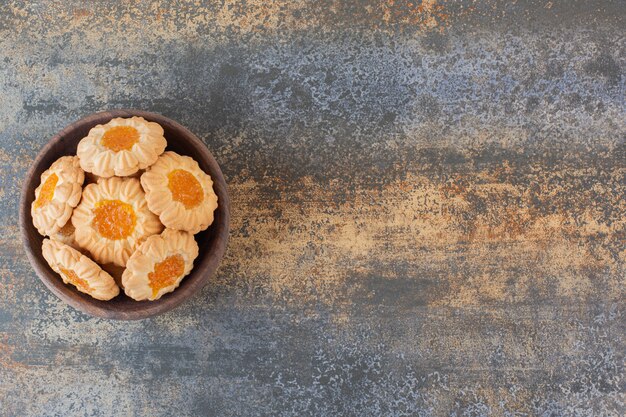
77 116 167 177
72 176 163 266
141 151 218 234
122 229 199 301
42 238 119 301
31 155 84 237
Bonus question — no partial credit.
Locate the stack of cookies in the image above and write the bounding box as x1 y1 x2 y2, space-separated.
31 117 218 301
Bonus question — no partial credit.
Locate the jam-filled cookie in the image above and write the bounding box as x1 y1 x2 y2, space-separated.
72 177 163 266
31 156 84 236
122 229 199 301
77 116 167 178
141 151 218 234
42 238 119 300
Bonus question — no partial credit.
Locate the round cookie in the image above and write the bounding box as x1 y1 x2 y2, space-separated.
42 239 119 301
77 116 166 177
122 229 199 301
72 177 163 266
31 155 84 236
141 151 218 234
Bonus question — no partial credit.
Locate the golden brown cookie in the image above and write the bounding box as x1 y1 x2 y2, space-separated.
42 239 119 301
122 229 199 301
71 177 163 266
31 156 84 236
77 116 166 177
141 151 218 234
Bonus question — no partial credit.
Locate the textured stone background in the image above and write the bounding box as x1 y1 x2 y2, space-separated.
1 1 625 416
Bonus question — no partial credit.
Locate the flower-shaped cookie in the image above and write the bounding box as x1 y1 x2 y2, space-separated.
31 156 84 236
42 238 119 300
72 177 163 266
141 151 218 234
77 116 167 177
122 229 199 301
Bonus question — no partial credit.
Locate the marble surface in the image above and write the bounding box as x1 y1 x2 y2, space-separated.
0 1 624 416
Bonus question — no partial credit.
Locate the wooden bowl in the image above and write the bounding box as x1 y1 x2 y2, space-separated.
19 110 230 320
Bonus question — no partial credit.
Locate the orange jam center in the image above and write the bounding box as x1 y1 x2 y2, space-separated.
167 169 204 209
148 254 185 297
92 199 137 240
60 267 92 292
34 173 58 209
101 126 139 152
58 222 75 237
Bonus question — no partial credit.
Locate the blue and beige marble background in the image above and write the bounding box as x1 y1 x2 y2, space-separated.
0 1 624 415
